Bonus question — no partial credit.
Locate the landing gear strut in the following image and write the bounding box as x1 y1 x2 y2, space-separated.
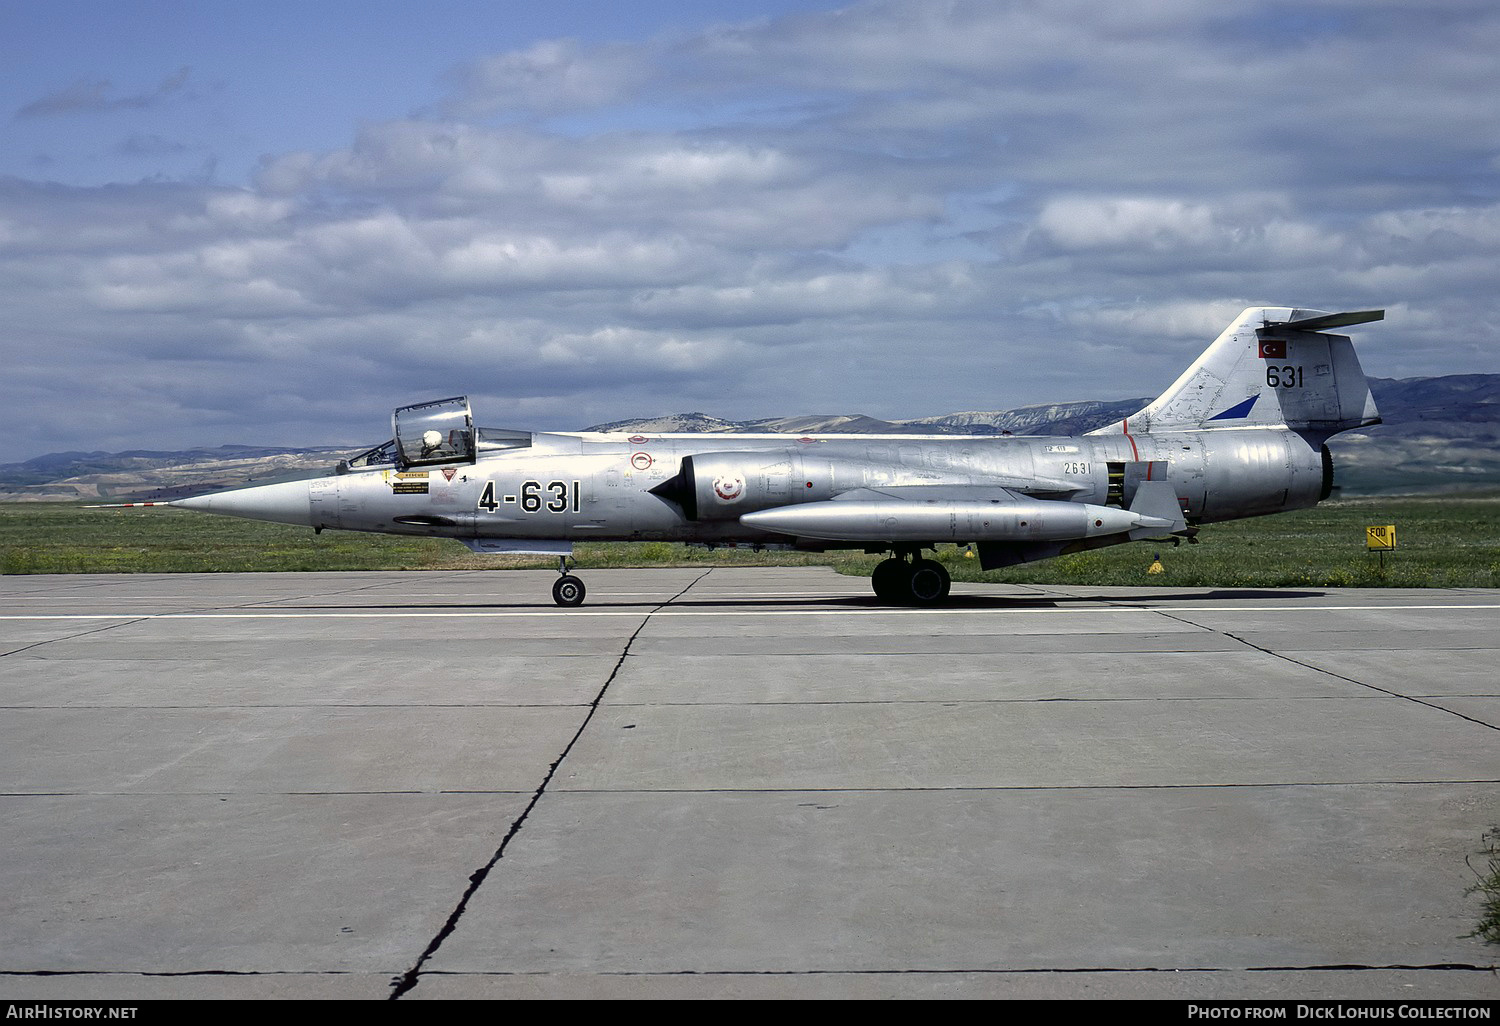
871 551 951 605
552 555 586 607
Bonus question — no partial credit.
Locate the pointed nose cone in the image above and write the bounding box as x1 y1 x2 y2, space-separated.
173 479 315 527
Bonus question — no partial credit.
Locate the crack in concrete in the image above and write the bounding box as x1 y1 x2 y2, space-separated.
9 960 1493 985
0 618 155 659
0 575 450 649
1151 609 1500 733
387 569 715 1000
0 576 372 657
411 962 1498 976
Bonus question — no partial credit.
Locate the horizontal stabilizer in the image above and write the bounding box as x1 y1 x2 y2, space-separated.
1264 309 1384 333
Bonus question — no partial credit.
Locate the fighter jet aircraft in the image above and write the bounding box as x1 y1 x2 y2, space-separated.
164 306 1383 606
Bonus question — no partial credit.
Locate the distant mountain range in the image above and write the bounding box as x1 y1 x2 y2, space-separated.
3 375 1497 502
0 445 351 503
584 396 1150 438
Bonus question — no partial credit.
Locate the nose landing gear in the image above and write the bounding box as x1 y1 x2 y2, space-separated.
552 555 586 607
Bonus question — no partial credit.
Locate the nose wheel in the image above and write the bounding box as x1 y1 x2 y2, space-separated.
552 556 586 607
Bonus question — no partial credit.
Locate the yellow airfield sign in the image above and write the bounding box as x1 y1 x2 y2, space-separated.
1366 525 1397 551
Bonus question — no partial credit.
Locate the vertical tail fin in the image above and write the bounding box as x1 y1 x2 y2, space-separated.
1092 307 1383 440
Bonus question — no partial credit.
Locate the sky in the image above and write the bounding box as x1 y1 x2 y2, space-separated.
4 0 1498 460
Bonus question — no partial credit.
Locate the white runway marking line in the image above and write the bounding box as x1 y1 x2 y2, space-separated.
5 602 1500 621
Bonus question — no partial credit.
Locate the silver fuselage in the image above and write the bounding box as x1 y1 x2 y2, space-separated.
297 425 1324 543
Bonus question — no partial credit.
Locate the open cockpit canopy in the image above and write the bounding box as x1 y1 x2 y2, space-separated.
393 396 474 468
339 396 531 473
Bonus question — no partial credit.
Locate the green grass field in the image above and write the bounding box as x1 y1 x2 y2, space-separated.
2 496 1498 588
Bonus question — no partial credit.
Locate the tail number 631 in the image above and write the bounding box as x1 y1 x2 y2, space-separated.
1265 365 1304 388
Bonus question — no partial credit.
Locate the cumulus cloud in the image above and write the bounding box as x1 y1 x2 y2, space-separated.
439 39 654 119
1028 195 1347 275
2 0 1499 457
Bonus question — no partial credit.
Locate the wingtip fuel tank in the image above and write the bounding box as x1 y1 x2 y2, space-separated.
739 497 1171 542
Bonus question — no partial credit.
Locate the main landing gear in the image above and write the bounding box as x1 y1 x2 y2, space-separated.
871 551 951 605
552 556 586 607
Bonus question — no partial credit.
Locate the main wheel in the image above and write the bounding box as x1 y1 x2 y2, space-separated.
552 575 586 607
871 557 908 601
907 558 951 604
